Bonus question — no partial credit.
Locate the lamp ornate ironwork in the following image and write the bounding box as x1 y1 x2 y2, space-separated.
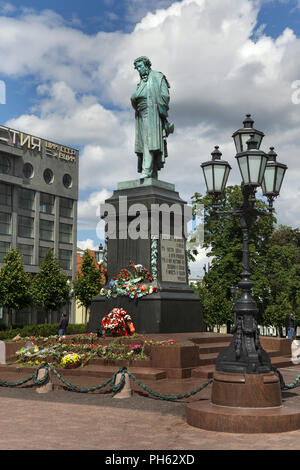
201 115 287 375
187 116 300 434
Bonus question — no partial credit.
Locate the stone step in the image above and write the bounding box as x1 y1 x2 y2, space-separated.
192 365 215 379
197 342 233 354
60 364 168 381
198 348 281 365
0 363 167 381
190 333 232 344
198 353 218 366
271 356 294 369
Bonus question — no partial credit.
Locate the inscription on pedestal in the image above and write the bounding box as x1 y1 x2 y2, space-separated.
160 236 187 283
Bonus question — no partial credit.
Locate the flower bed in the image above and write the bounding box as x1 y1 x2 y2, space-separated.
11 335 152 368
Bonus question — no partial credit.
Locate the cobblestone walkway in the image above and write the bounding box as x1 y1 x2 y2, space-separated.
0 364 300 450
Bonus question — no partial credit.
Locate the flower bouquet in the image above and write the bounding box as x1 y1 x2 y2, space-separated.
61 353 82 368
129 261 153 282
99 260 158 300
101 308 135 337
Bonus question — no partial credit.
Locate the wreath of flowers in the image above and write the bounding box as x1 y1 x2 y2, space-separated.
101 308 135 336
100 261 158 300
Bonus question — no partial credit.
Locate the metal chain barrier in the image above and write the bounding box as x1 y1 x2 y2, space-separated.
2 363 299 397
271 365 300 390
126 369 213 401
0 363 213 400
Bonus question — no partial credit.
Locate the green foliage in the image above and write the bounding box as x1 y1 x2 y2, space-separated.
31 249 71 323
262 293 292 329
253 228 300 328
192 280 232 329
191 186 276 328
0 248 32 328
73 249 104 323
0 323 86 341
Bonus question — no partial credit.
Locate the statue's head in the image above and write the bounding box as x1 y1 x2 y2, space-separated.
134 56 152 78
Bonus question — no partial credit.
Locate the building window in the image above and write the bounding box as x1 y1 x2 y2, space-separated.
0 182 12 206
0 241 10 262
63 173 72 189
43 168 54 184
59 249 72 270
0 154 11 174
18 215 34 238
23 162 34 179
59 223 72 244
60 197 73 218
18 188 35 211
0 212 11 235
40 193 55 214
18 244 33 265
40 218 54 241
39 245 53 263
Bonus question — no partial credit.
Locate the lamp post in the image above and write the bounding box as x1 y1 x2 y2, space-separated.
187 116 300 433
200 115 287 375
95 243 104 264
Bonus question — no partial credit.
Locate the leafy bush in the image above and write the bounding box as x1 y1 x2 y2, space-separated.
0 324 87 341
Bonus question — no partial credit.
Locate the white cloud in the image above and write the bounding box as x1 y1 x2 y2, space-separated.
189 247 211 278
77 238 99 251
77 188 112 230
0 2 16 14
7 81 126 147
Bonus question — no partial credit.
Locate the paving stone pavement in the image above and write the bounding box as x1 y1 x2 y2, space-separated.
1 364 300 451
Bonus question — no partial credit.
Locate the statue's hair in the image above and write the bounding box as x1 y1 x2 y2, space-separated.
134 56 152 69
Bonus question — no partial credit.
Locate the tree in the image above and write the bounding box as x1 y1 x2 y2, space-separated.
253 227 300 333
73 249 104 323
0 248 31 328
31 248 71 323
191 186 276 328
193 279 233 331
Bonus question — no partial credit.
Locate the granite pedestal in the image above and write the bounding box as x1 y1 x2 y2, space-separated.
87 178 205 334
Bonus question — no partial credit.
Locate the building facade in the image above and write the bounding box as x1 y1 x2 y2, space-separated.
0 124 79 324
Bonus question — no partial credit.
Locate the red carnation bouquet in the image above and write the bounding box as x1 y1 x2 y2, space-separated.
101 308 135 337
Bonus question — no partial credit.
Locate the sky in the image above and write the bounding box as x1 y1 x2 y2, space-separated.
0 0 300 278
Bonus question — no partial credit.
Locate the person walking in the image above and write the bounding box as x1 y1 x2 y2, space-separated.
58 312 68 338
285 311 296 342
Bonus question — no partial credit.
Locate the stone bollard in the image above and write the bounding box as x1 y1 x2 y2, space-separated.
113 372 132 399
36 367 54 394
0 341 6 364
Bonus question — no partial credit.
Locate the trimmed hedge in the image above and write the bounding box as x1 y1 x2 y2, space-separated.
0 323 87 341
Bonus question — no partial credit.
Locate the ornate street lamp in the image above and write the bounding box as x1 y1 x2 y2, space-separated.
95 243 104 264
200 115 287 375
262 146 287 212
235 134 268 188
187 116 300 434
232 113 264 153
201 146 231 197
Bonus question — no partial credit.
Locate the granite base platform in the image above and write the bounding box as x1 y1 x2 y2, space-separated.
187 370 300 433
